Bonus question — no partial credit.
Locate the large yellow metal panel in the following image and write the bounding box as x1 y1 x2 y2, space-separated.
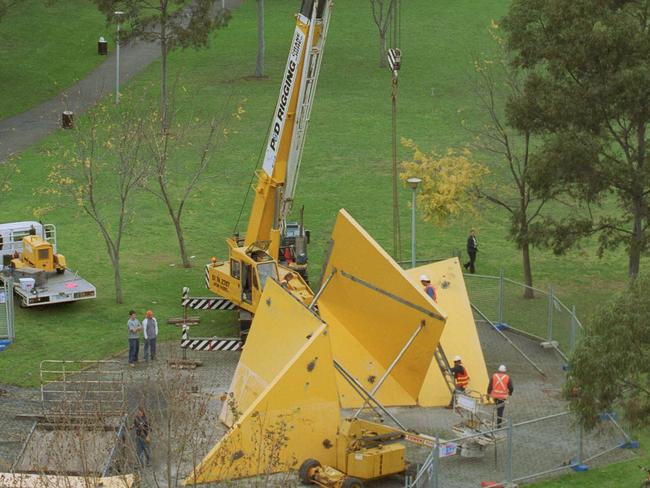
319 210 447 407
220 279 325 426
406 259 489 406
185 323 340 484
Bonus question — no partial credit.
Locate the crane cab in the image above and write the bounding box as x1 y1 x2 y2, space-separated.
207 239 312 316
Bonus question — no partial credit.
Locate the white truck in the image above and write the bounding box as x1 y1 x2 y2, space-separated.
0 221 96 307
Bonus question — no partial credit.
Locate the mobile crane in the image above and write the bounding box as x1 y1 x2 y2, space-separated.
203 0 331 333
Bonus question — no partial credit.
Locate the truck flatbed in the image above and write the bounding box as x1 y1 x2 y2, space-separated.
1 269 96 307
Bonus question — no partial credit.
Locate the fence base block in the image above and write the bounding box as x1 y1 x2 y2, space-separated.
540 340 559 349
571 463 589 472
619 440 640 449
495 322 509 331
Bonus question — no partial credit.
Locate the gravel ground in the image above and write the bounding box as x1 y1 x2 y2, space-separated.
0 322 636 487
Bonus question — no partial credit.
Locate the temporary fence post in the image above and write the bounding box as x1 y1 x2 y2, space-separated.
6 277 14 340
576 422 584 466
570 305 577 351
546 286 554 342
498 268 505 324
505 417 513 483
428 436 439 488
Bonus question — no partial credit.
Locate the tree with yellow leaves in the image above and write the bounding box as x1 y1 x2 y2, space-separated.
400 139 488 226
47 101 151 304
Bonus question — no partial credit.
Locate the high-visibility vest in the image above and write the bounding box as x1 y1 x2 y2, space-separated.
490 373 510 400
455 367 470 388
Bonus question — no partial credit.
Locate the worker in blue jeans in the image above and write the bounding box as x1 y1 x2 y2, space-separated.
133 406 151 466
127 310 142 367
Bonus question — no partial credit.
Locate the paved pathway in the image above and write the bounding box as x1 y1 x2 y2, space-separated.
0 0 244 163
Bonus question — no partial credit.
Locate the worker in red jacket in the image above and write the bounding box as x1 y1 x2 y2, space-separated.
488 364 513 427
447 355 470 408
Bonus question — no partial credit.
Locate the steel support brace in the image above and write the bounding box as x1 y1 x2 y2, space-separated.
471 303 546 378
340 270 444 320
334 359 407 430
309 268 336 309
353 320 426 418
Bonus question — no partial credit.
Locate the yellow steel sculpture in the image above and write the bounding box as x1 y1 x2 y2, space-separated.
219 279 327 426
185 283 340 484
317 209 447 408
407 259 490 406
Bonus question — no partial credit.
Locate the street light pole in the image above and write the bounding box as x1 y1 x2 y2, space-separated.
115 11 125 104
407 177 422 268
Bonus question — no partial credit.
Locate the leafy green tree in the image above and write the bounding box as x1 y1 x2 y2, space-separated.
565 274 650 429
92 0 230 128
466 26 552 298
503 0 650 279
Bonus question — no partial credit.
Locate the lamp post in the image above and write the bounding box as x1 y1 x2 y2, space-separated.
114 11 125 104
407 177 422 268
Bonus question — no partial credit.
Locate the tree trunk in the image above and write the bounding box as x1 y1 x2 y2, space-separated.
172 214 191 268
629 203 643 280
379 31 387 68
113 255 123 304
255 0 265 78
521 239 534 299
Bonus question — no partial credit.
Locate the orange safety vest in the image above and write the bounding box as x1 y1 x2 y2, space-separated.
455 366 470 388
490 373 510 400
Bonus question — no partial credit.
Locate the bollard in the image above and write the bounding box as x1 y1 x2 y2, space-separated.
98 36 108 55
62 111 74 129
61 111 74 129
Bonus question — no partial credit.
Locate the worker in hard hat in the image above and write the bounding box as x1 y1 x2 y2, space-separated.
488 364 513 428
419 274 437 302
446 355 470 409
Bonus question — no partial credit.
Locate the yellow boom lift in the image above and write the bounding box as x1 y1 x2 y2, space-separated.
200 0 332 335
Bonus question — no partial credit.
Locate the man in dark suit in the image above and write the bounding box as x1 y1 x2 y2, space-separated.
464 229 478 273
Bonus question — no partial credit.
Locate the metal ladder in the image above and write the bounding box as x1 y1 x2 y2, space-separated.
283 0 333 211
434 345 456 394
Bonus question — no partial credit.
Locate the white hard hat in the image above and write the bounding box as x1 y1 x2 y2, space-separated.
498 365 507 373
419 274 430 282
453 355 462 362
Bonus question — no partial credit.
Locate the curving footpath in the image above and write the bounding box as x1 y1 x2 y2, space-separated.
0 0 243 163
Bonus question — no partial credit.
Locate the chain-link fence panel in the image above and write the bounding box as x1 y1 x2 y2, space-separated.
501 278 550 342
464 274 500 323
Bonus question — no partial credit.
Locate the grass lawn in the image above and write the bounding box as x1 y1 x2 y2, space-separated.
0 0 646 485
0 0 108 118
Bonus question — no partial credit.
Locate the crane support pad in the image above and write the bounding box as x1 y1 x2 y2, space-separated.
406 260 490 406
186 319 340 484
318 209 447 408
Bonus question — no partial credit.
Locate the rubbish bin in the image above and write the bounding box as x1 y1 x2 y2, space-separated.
62 111 74 129
98 36 108 55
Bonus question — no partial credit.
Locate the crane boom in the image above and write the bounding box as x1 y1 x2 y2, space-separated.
244 0 331 259
204 1 331 331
